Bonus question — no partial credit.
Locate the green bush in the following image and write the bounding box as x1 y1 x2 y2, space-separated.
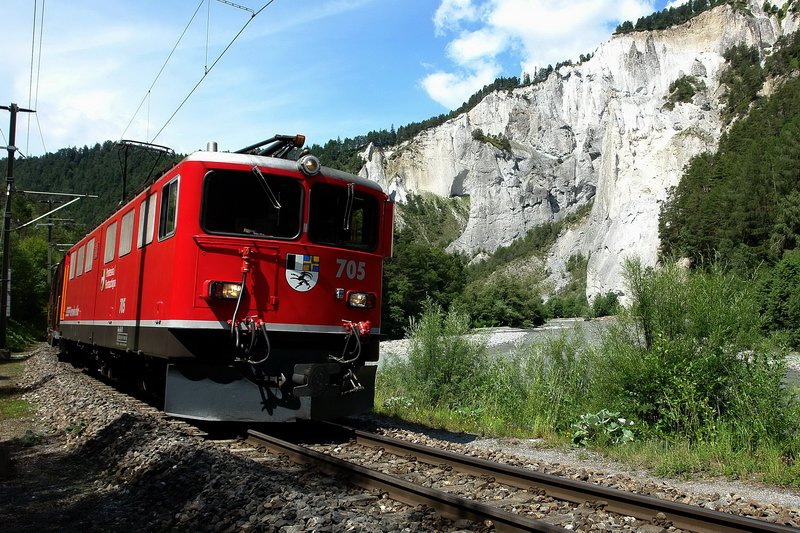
664 75 706 110
471 128 512 152
592 259 797 445
8 320 38 352
404 301 488 409
382 240 466 338
376 303 593 435
545 294 587 318
375 259 800 481
589 291 619 318
459 274 547 328
516 332 595 433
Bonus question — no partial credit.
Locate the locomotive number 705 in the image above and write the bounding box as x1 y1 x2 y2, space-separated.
335 259 366 280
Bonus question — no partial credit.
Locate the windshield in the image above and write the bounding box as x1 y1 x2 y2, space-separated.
308 183 379 251
202 169 302 238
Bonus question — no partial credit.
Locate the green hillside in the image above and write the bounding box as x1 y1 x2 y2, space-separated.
11 141 181 229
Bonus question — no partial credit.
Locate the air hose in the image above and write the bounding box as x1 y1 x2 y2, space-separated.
230 270 248 347
330 321 362 364
228 247 271 365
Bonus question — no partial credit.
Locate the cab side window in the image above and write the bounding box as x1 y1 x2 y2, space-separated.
138 193 157 248
104 222 117 264
119 210 135 257
84 238 95 272
159 177 179 240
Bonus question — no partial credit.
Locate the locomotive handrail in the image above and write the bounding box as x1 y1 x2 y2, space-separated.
192 235 281 255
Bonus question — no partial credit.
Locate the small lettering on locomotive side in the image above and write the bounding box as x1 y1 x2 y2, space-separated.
116 326 128 346
100 267 117 291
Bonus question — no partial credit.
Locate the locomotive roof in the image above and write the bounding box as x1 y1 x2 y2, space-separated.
183 150 385 194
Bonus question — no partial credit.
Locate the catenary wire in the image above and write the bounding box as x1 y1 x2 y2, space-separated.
25 1 39 153
150 0 277 144
32 0 47 153
119 0 206 141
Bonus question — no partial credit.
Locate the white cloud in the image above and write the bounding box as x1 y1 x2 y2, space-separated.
434 0 480 35
447 28 507 64
422 62 501 110
423 0 657 110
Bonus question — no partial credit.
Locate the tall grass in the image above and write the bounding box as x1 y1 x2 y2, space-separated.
7 320 38 352
375 260 800 484
403 301 488 410
376 301 595 436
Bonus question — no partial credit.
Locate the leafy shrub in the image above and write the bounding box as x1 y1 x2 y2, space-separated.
66 420 87 436
589 291 619 318
8 320 38 351
664 75 706 110
592 259 797 445
571 409 635 447
20 430 44 447
516 332 595 432
404 301 488 409
545 254 589 318
460 273 547 328
376 304 593 434
382 240 466 338
545 294 587 318
471 128 512 152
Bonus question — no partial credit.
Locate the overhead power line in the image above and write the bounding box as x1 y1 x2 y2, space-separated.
32 0 47 153
150 0 278 144
119 0 206 141
26 0 38 148
25 0 47 154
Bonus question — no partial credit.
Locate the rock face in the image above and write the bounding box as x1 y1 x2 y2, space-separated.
360 1 800 302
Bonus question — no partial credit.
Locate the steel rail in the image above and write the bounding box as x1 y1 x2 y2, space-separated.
340 425 796 533
246 429 564 533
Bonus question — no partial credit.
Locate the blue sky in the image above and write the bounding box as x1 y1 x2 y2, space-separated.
0 0 674 156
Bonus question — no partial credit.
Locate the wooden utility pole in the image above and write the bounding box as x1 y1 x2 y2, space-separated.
0 103 35 354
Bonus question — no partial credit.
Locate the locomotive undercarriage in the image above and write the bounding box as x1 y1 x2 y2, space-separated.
56 325 379 422
165 326 379 422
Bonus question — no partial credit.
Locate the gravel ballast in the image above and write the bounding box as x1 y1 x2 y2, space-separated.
2 344 800 531
1 346 461 532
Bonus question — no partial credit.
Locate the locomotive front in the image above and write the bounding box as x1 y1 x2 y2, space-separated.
162 138 393 422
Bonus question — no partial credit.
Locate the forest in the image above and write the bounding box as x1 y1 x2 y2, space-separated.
614 1 799 34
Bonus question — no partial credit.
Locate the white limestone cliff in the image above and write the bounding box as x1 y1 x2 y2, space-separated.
360 1 800 302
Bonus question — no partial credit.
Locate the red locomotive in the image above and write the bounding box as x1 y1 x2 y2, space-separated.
48 135 393 422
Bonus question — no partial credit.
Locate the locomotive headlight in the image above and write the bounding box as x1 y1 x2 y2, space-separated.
298 154 321 176
209 281 242 300
347 291 376 309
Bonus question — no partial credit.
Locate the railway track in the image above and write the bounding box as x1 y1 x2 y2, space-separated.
55 362 800 531
246 426 562 532
246 423 798 533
